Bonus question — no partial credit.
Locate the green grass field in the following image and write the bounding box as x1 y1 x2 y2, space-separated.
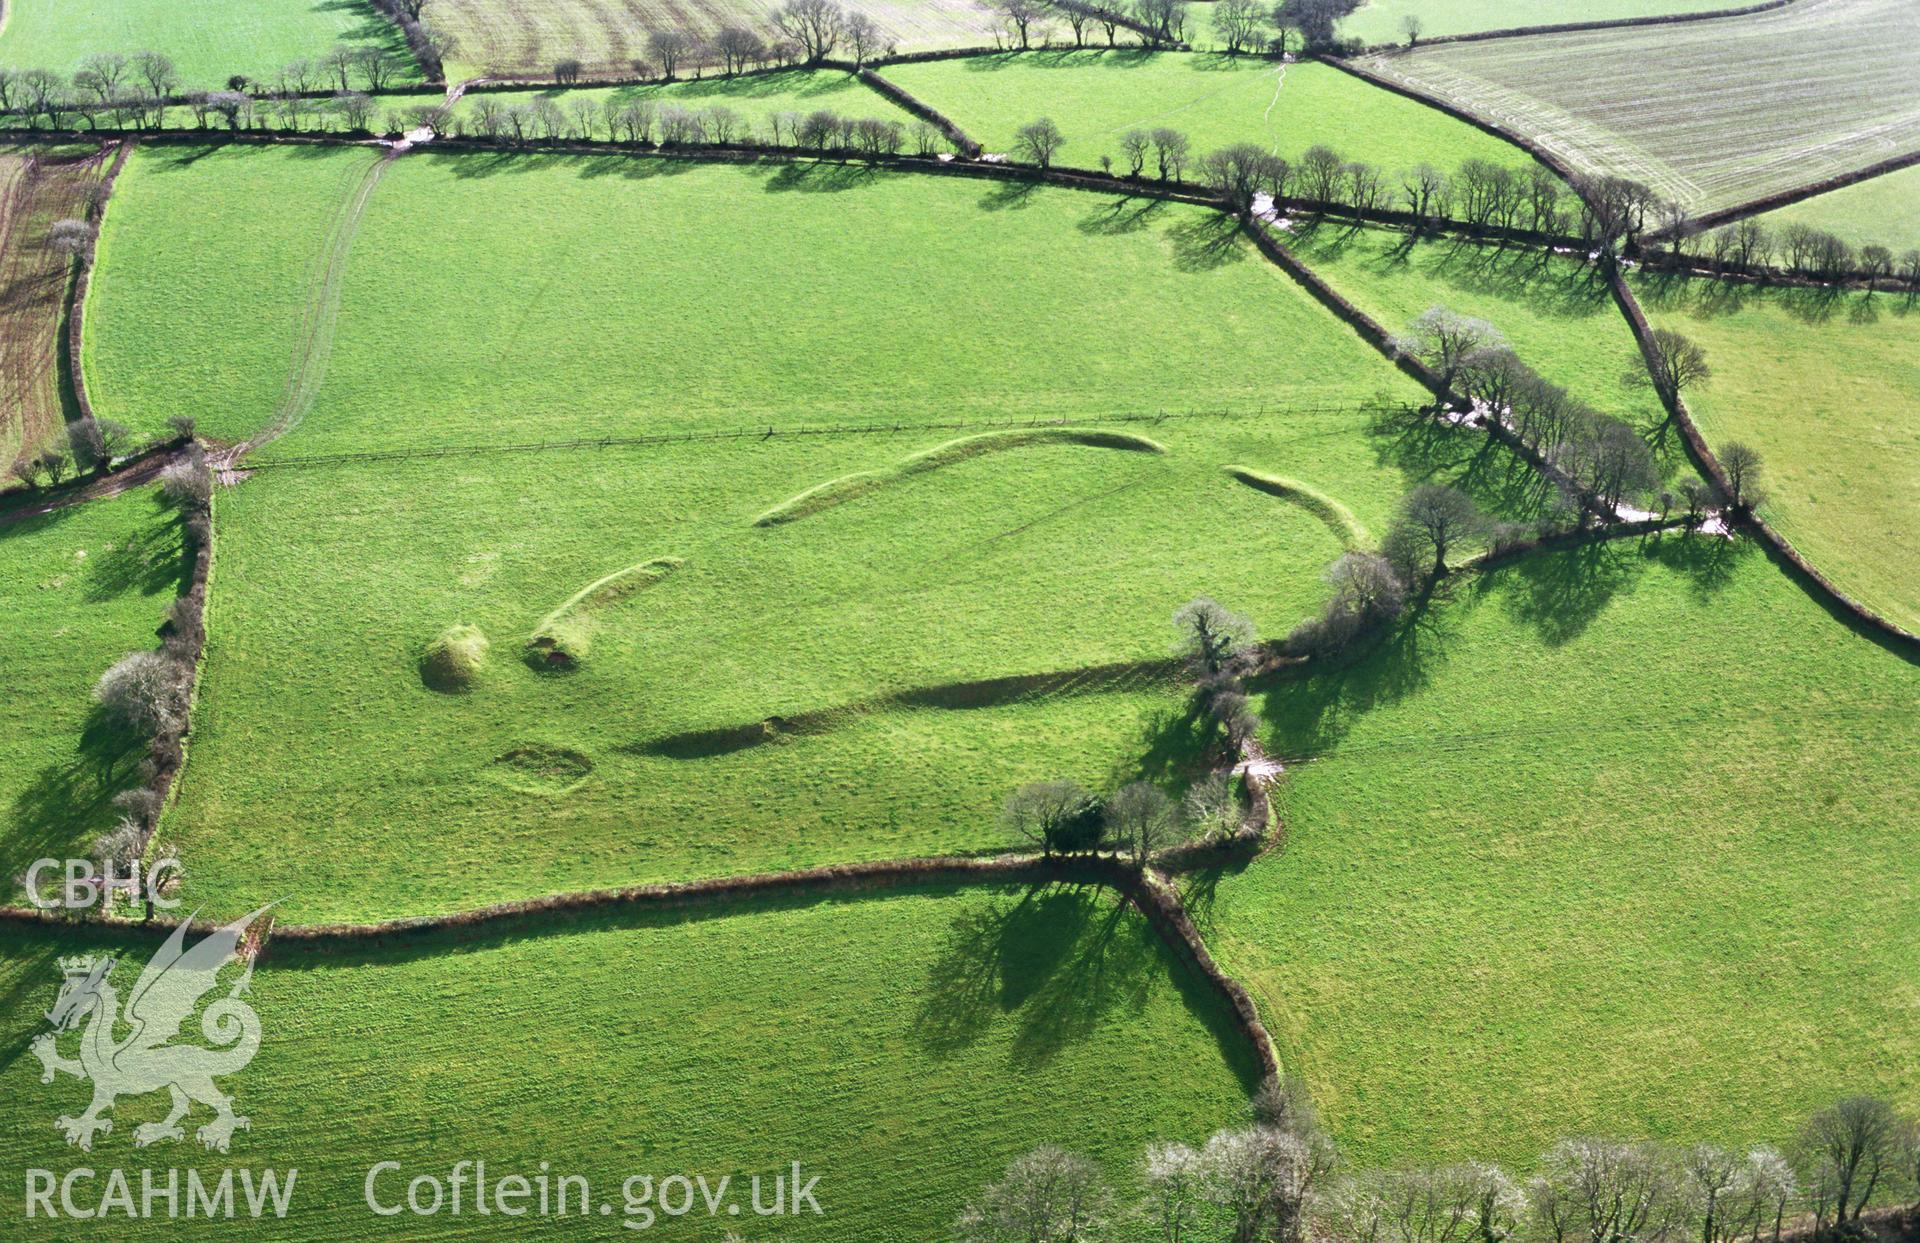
1282 222 1687 481
1359 0 1920 212
1749 163 1920 253
85 143 388 449
88 152 1427 458
0 0 413 90
429 0 998 81
159 397 1472 923
0 882 1260 1238
880 52 1536 175
449 68 915 138
1633 273 1920 633
0 488 186 900
1201 537 1920 1170
1337 0 1745 46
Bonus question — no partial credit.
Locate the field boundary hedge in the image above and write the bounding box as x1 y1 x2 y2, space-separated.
1606 269 1920 653
1316 54 1581 187
1652 148 1920 240
61 137 133 431
0 853 1284 1085
1352 0 1805 55
855 67 981 157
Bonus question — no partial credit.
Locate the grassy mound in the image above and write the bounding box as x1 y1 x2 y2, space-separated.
419 623 490 692
525 557 682 671
754 428 1167 527
1224 466 1370 549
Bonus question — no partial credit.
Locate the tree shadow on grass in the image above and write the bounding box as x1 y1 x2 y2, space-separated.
913 880 1263 1090
1078 194 1165 237
1364 404 1557 522
914 882 1153 1072
1644 525 1754 603
2 705 145 896
1480 535 1642 648
80 499 186 603
763 159 879 194
1250 597 1461 760
1168 212 1245 272
1128 701 1219 787
977 175 1039 211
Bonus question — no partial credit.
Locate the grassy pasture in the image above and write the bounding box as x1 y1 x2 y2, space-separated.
0 882 1260 1238
879 52 1535 174
1749 163 1920 253
1202 538 1920 1170
0 487 186 902
1358 0 1920 212
1338 0 1744 46
428 0 998 81
0 142 108 466
85 142 386 448
159 394 1490 922
87 153 1428 458
1634 273 1920 633
1280 221 1687 482
0 0 413 90
449 67 915 136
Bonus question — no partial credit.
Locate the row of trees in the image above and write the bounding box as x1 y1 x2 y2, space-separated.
959 1086 1920 1243
1001 598 1269 859
458 97 945 156
0 44 422 130
1672 218 1920 292
9 411 196 494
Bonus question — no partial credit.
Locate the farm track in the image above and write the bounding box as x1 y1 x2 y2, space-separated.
221 149 391 464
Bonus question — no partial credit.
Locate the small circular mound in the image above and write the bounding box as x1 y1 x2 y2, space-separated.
420 624 489 693
488 745 595 795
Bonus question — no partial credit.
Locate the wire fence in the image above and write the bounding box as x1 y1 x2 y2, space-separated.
238 401 1414 472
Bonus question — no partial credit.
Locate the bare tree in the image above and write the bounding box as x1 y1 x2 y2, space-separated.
1202 143 1286 212
1135 0 1187 44
1013 116 1065 168
957 1146 1113 1242
1717 442 1765 511
132 50 177 100
1392 306 1504 396
843 11 888 63
1049 0 1093 45
1859 244 1894 293
995 0 1050 48
1527 1138 1678 1243
336 90 375 131
1001 779 1096 856
713 25 766 74
1149 127 1189 181
1384 485 1488 582
1106 781 1181 864
1214 0 1268 54
647 30 691 78
1143 1141 1207 1243
1800 1096 1902 1227
1401 12 1423 45
771 0 846 62
46 218 95 256
1640 328 1711 408
355 46 401 91
1400 163 1449 225
1172 597 1256 681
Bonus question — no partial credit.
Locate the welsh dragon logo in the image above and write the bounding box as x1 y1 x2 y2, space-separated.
32 906 273 1153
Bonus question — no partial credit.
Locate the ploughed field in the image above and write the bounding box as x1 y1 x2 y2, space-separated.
426 0 998 80
1357 0 1920 212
